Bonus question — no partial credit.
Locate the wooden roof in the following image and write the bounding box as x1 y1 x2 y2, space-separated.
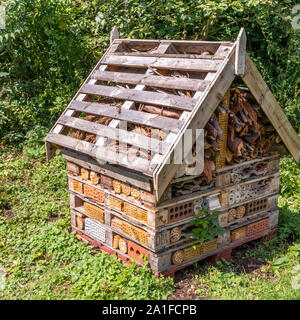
46 28 300 200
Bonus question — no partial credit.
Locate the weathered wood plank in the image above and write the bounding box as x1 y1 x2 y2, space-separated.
242 53 300 163
47 133 155 174
235 28 247 76
62 148 153 191
69 100 184 133
108 52 224 60
101 55 222 72
92 70 210 91
57 115 171 154
114 39 233 53
80 84 197 111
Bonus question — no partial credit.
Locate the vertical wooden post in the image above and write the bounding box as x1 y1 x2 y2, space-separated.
110 27 119 44
235 28 247 76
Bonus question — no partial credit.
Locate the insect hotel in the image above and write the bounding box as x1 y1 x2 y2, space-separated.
45 28 300 277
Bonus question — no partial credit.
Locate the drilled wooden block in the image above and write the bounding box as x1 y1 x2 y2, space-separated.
247 218 269 236
67 162 80 176
231 227 247 242
72 179 83 194
84 185 105 203
83 202 104 223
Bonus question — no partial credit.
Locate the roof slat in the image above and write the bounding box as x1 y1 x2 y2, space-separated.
92 70 210 92
107 52 224 60
47 133 155 175
57 115 171 154
80 84 197 111
68 100 184 133
101 55 222 72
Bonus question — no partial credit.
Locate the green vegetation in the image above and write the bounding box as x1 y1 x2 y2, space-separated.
191 210 224 244
0 0 299 299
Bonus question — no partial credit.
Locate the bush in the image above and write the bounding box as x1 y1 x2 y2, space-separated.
0 0 299 142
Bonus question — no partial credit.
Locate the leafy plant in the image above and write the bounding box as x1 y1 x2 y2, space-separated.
190 209 224 244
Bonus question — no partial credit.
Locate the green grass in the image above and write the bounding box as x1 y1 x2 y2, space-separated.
0 146 174 300
0 143 299 300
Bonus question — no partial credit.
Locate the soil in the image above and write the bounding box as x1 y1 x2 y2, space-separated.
167 240 273 300
2 210 15 219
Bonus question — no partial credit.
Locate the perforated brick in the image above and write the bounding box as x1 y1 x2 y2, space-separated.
84 185 105 203
85 218 106 243
168 201 193 223
246 198 268 216
128 240 149 263
247 218 269 236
